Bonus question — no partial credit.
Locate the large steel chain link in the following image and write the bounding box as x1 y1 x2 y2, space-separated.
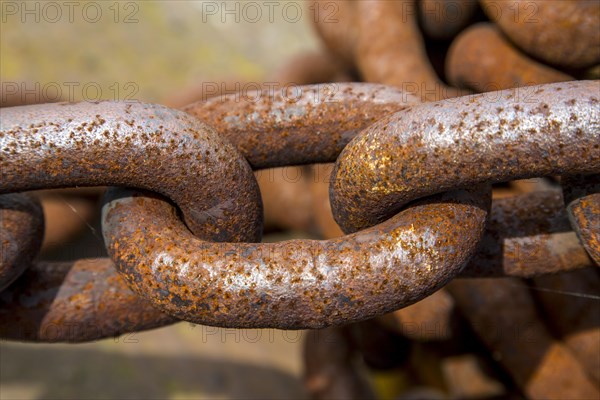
1 79 598 338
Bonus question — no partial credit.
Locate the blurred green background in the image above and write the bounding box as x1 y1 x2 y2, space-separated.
1 1 320 398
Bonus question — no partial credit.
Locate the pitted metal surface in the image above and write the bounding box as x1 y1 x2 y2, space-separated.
0 193 44 291
331 81 600 233
102 187 489 328
0 258 176 342
0 101 262 242
184 83 419 169
562 174 600 265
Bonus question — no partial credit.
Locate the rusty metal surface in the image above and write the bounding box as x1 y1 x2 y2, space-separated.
480 0 600 68
461 191 594 277
354 0 461 101
447 278 600 399
184 83 419 169
0 258 176 342
102 187 489 328
446 23 573 92
563 174 600 265
331 81 600 233
0 101 262 242
0 193 44 291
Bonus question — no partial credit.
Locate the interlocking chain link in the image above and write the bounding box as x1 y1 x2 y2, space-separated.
1 80 598 336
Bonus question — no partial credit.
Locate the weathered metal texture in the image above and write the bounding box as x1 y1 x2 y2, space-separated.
461 191 594 277
447 278 600 399
349 318 411 370
377 288 456 341
562 174 600 265
309 0 359 67
354 0 462 101
419 0 478 40
0 101 262 242
480 0 600 69
0 258 177 342
0 193 44 291
303 327 376 400
331 81 600 234
184 83 419 169
532 268 600 386
102 186 489 328
446 23 573 92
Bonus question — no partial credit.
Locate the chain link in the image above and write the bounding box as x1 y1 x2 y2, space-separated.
0 7 598 393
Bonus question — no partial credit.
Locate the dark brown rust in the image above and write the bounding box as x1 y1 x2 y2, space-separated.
562 174 600 265
184 83 419 169
419 0 478 40
461 191 594 277
0 258 176 342
447 278 600 399
331 81 600 233
480 0 600 68
102 187 489 328
532 268 600 386
0 193 44 291
354 0 462 101
0 101 262 242
446 23 573 92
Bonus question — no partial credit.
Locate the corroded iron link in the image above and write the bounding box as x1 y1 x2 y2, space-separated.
461 190 596 277
102 186 490 328
331 81 600 233
184 83 419 169
0 81 598 333
562 174 600 265
0 101 262 242
480 0 600 68
0 259 176 342
0 194 44 291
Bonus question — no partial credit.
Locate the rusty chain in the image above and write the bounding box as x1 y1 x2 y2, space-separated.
1 79 598 335
1 5 599 399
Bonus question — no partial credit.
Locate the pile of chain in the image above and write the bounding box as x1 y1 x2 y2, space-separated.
1 1 599 399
